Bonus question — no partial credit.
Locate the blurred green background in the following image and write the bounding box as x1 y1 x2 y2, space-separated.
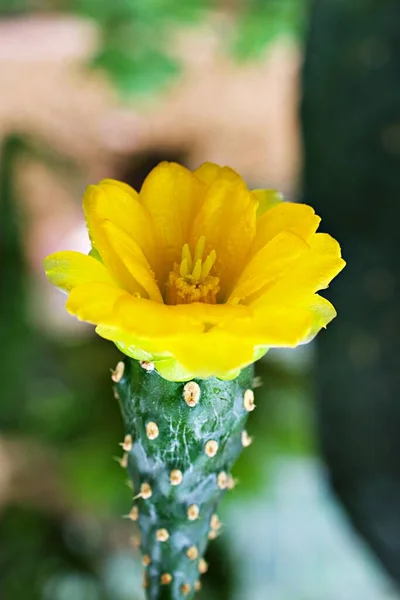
1 1 400 599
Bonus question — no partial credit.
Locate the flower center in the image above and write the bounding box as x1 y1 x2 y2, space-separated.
166 236 220 305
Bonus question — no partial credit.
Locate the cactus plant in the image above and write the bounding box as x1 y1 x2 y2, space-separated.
113 357 254 598
44 160 345 599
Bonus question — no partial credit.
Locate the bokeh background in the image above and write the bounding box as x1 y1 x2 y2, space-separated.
1 1 400 599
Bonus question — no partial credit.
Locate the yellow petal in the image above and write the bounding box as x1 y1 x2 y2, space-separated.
167 331 256 379
83 182 160 292
253 202 321 254
85 180 158 267
102 220 163 302
251 233 345 308
217 306 315 347
303 294 337 342
194 162 242 185
190 177 258 297
99 179 159 269
139 162 205 280
253 189 283 218
115 295 204 339
172 301 251 328
99 302 251 366
229 231 310 303
66 282 126 324
44 251 118 293
308 294 337 324
95 325 170 360
100 178 139 199
83 185 144 293
270 295 337 347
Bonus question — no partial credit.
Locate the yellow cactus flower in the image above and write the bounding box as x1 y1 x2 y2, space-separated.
44 162 345 381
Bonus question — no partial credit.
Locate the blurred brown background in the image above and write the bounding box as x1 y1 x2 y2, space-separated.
1 1 400 599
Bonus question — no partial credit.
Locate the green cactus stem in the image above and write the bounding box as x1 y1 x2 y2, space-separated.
113 357 254 600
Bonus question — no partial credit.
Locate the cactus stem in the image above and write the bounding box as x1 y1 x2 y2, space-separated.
114 358 254 599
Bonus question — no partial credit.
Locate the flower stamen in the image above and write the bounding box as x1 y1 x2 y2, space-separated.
193 236 205 264
166 236 220 304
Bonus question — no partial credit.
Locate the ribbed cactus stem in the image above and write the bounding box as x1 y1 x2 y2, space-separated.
113 357 254 600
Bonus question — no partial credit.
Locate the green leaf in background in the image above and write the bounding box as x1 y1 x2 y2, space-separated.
75 0 308 95
0 0 308 95
0 0 27 15
232 0 307 61
72 0 206 96
73 0 206 25
92 46 181 97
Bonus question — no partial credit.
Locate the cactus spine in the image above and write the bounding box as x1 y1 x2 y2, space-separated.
113 357 254 600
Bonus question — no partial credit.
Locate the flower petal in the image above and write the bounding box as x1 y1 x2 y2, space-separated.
95 325 170 360
190 177 258 297
194 162 241 185
139 162 205 280
172 301 251 328
309 294 337 324
84 180 158 268
99 301 252 373
300 294 337 343
66 282 125 324
44 251 118 293
253 202 321 254
251 233 345 308
216 306 315 347
115 295 204 339
102 220 163 302
167 331 256 379
83 185 145 293
229 231 310 303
